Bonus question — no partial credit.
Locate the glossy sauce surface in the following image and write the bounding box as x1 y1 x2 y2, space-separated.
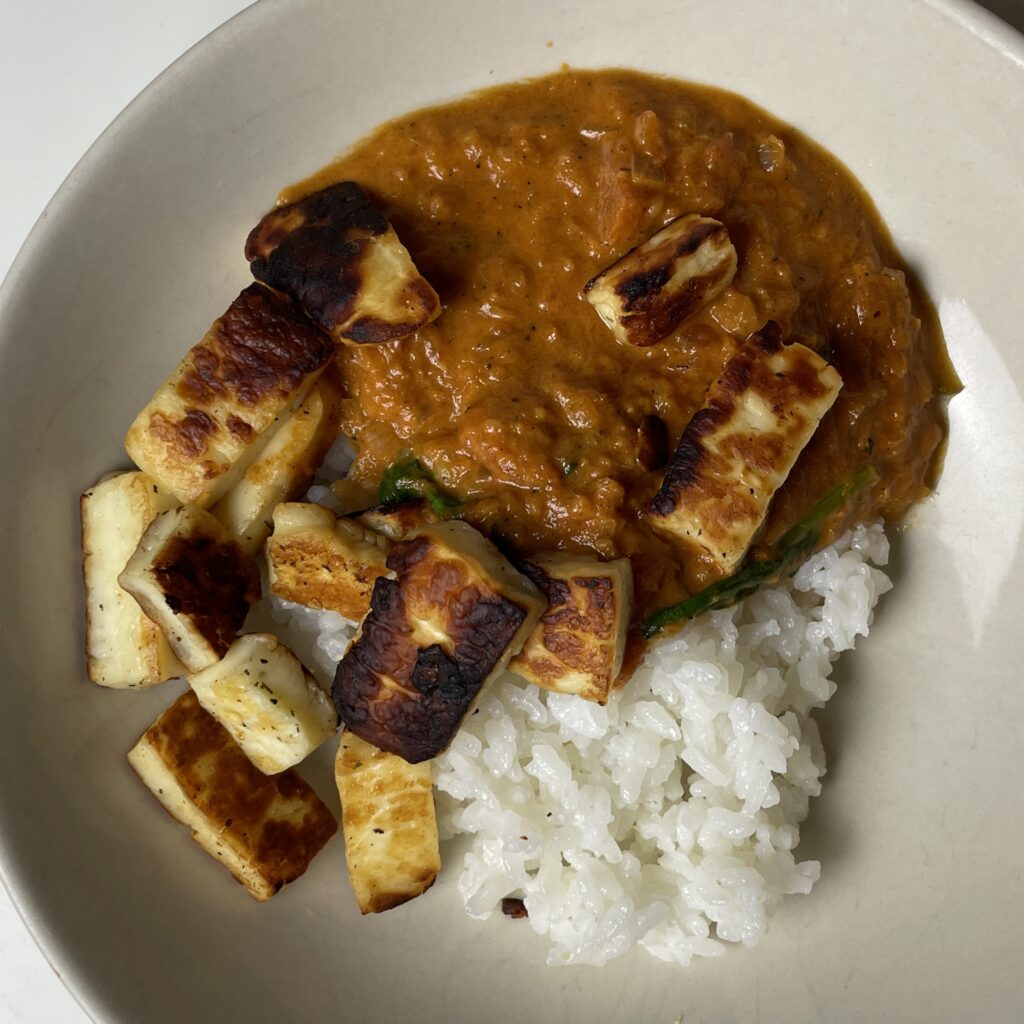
286 69 955 620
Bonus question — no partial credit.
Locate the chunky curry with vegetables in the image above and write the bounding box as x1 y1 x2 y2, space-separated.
288 69 955 623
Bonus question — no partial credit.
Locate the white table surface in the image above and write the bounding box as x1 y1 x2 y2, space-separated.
1 0 1021 1021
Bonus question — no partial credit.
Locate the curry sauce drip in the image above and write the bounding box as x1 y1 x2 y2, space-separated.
284 69 955 619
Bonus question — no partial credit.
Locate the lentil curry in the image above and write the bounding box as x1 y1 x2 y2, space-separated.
285 69 955 627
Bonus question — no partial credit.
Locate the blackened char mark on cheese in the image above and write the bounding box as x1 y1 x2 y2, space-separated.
332 536 527 763
648 416 714 516
616 266 671 308
610 220 723 312
246 182 392 339
177 284 335 408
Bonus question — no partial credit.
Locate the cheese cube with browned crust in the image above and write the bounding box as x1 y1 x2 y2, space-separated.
189 633 338 775
509 554 633 705
583 214 737 347
80 471 184 688
118 506 261 674
125 283 336 507
647 326 843 572
266 502 391 621
332 521 546 763
335 730 440 914
246 182 441 346
128 689 337 901
211 373 341 554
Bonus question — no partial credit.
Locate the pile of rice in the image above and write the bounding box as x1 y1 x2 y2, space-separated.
273 489 891 966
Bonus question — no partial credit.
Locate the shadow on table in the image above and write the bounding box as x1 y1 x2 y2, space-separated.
978 0 1024 34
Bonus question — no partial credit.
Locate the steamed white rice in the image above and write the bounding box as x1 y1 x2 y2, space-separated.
274 480 891 966
431 522 890 965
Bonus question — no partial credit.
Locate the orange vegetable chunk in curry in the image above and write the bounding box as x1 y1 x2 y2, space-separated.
283 69 955 632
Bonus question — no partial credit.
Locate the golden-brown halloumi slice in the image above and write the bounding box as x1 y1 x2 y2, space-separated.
80 471 184 688
211 373 341 554
125 283 336 507
349 499 441 541
189 633 339 775
647 328 843 572
583 214 737 347
266 502 391 621
332 521 546 763
128 689 337 901
119 505 261 673
508 554 633 705
335 731 440 914
245 181 441 346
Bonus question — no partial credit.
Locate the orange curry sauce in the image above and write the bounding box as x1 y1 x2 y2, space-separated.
284 69 956 629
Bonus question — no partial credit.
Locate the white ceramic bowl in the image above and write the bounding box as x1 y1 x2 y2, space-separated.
2 1 1022 1020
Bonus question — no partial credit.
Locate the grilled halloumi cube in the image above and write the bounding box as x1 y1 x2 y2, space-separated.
80 471 184 688
647 327 843 571
128 689 337 901
119 506 261 673
245 181 441 345
125 283 336 507
211 374 341 554
349 499 441 541
189 633 338 774
266 502 391 620
509 554 633 705
335 731 440 914
583 214 737 347
332 521 546 763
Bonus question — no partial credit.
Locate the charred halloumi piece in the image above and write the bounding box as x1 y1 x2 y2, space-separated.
128 690 337 901
335 731 440 914
119 506 261 673
189 633 338 775
349 499 441 541
509 554 633 705
211 374 341 554
647 329 843 572
266 502 391 620
583 214 737 347
125 283 336 507
81 471 184 688
332 521 546 763
245 181 441 345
